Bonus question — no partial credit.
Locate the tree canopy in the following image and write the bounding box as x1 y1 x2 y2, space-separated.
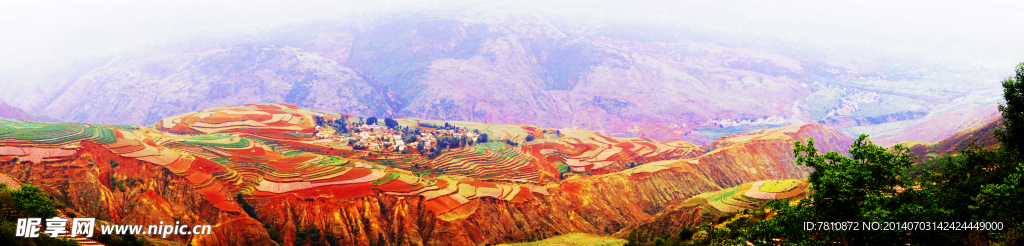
742 62 1024 245
384 117 399 129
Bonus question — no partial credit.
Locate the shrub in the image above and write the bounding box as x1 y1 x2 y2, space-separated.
653 237 666 246
265 223 283 245
678 227 696 241
403 134 418 143
624 228 649 246
557 164 570 174
13 184 57 219
236 194 258 219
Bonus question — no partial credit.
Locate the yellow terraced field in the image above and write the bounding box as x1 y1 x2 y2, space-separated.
681 179 811 214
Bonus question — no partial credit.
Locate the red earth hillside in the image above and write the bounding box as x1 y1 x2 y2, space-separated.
0 105 853 245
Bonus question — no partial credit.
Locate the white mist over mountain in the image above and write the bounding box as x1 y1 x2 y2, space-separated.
2 0 1020 73
0 0 1018 144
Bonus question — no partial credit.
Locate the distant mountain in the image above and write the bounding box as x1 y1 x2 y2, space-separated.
0 101 35 120
0 9 972 144
38 44 388 126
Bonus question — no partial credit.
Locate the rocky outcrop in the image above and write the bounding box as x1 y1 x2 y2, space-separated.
612 203 703 239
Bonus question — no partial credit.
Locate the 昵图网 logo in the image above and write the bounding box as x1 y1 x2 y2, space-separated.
14 217 211 239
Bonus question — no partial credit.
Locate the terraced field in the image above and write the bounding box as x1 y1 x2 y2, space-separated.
0 105 556 217
394 118 703 180
615 179 811 242
0 118 118 146
156 103 325 140
431 143 539 181
686 179 809 214
0 104 845 245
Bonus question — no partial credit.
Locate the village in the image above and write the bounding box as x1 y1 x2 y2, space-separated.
313 116 482 156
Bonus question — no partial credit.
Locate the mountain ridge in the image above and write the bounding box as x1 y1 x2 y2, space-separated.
1 12 967 145
0 101 35 121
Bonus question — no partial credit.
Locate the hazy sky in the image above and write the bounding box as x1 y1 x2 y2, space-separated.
1 0 1022 77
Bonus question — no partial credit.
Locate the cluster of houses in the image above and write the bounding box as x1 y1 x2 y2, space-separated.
315 121 478 153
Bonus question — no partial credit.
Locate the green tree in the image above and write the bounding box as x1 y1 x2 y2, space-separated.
653 237 666 246
2 220 83 246
236 193 258 219
748 62 1024 245
12 184 58 219
677 227 695 242
996 62 1024 152
265 223 284 245
749 135 925 245
624 228 649 246
908 62 1024 244
972 62 1024 244
384 117 399 129
403 134 417 143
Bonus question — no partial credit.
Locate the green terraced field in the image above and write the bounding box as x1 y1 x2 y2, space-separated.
0 119 118 145
708 185 741 204
683 180 811 216
211 157 233 166
179 134 252 148
372 173 401 185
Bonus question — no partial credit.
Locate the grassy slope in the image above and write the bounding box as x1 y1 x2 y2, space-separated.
907 116 1001 161
499 233 626 246
902 116 1002 179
